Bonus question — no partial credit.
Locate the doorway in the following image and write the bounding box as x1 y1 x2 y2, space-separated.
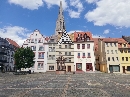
109 65 113 73
122 66 125 73
86 63 92 71
68 66 71 72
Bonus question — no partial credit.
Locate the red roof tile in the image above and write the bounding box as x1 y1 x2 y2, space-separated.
6 38 20 48
74 32 92 41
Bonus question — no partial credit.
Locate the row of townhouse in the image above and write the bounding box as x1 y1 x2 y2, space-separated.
22 29 96 73
0 37 19 72
94 37 130 74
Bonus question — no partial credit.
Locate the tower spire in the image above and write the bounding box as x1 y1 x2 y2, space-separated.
55 1 66 35
59 1 63 15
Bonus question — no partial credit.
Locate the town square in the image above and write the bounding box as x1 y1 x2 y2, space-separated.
0 72 130 97
1 0 130 97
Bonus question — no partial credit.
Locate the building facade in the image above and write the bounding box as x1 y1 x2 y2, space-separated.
22 29 48 72
118 38 130 73
45 36 57 71
97 38 120 73
0 37 19 72
74 32 95 72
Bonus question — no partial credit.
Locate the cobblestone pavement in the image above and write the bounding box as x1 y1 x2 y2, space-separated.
0 73 130 97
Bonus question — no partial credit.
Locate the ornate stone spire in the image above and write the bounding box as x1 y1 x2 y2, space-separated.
55 1 66 35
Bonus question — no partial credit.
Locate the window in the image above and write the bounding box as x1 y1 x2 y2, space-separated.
65 45 67 48
38 64 40 69
59 45 61 48
38 38 41 43
35 39 37 44
37 63 43 69
39 46 44 51
52 47 55 51
31 39 34 43
52 55 55 60
112 57 114 61
48 55 51 60
87 37 90 41
50 39 54 42
122 57 124 61
107 50 109 54
69 58 71 62
69 52 71 55
77 44 80 49
115 50 117 54
114 43 116 47
87 53 91 58
41 64 43 68
110 43 112 46
112 65 120 72
76 63 82 70
65 52 67 55
38 52 44 59
106 43 108 47
124 50 127 53
82 53 85 58
82 44 85 49
128 49 130 53
69 44 71 48
49 47 52 52
111 50 113 54
36 34 37 36
124 44 126 47
126 57 128 61
87 44 90 49
120 50 123 53
28 39 30 43
49 66 54 70
31 46 36 51
77 53 80 58
127 66 130 71
108 57 110 61
116 57 118 61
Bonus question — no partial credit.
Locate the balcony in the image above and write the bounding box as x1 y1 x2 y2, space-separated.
0 59 7 63
0 50 7 55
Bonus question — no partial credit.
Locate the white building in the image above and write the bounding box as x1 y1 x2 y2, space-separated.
74 32 95 72
22 29 48 73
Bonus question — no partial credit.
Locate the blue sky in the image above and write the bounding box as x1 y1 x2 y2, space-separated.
0 0 130 46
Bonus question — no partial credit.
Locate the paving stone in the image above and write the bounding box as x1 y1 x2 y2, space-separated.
66 89 109 97
24 89 63 97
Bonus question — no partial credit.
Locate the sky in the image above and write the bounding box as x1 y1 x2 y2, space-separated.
0 0 130 46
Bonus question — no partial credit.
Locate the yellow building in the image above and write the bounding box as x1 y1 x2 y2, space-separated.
118 38 130 74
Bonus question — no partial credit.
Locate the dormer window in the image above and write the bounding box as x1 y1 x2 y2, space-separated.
31 39 34 43
87 37 90 41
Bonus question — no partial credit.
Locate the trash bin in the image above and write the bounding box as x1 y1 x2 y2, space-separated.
29 70 31 74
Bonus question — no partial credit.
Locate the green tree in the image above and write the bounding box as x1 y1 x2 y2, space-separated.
14 47 35 70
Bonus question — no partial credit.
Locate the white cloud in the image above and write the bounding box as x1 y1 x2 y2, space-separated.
85 0 130 27
86 0 99 4
43 0 67 9
8 0 44 10
0 26 32 46
68 0 84 18
103 29 109 34
8 0 68 10
68 10 80 18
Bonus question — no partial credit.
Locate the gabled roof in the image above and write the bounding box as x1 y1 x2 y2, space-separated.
122 36 130 43
58 31 73 44
74 32 92 41
6 38 20 48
